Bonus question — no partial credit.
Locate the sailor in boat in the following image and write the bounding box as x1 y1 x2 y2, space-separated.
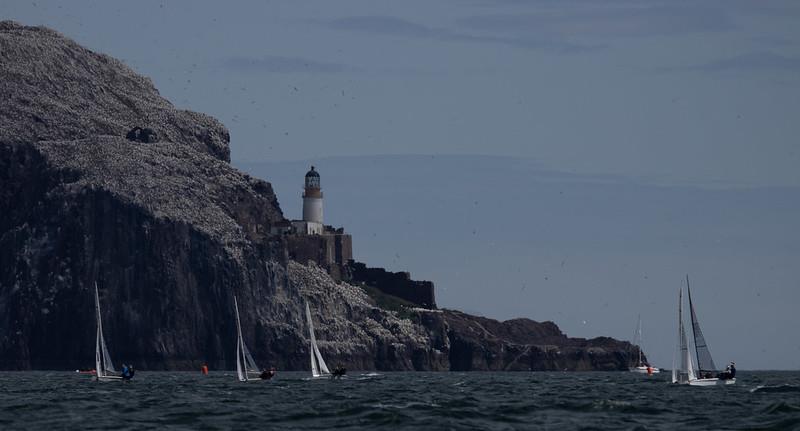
331 364 346 379
717 362 736 380
259 367 277 380
122 364 135 380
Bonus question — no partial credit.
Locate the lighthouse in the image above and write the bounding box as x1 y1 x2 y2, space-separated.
302 166 323 224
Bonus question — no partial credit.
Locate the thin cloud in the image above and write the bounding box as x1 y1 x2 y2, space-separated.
652 51 800 75
458 5 735 39
694 51 800 72
223 55 350 74
328 15 599 54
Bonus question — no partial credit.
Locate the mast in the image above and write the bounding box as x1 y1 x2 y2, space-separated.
637 314 643 366
672 289 682 383
94 282 102 376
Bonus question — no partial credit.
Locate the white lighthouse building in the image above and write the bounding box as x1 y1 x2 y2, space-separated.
291 166 325 235
275 166 354 281
302 166 323 223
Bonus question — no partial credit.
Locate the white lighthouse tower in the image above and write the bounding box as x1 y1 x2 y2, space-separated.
303 166 322 231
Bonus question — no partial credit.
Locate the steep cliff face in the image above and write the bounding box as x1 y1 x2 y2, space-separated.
0 137 287 369
0 21 636 371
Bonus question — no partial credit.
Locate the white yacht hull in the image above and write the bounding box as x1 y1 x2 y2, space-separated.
630 366 660 374
689 378 736 386
96 375 124 382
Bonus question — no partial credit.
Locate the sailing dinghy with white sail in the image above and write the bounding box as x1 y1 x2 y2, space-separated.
671 277 735 386
94 282 122 382
305 301 331 378
629 314 660 374
233 295 262 382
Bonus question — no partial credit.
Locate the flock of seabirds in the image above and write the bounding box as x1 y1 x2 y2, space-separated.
84 276 736 386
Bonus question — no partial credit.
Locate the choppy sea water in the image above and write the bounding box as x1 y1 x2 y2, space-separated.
1 371 799 430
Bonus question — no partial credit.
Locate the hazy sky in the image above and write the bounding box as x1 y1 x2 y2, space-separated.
4 0 799 187
3 1 799 368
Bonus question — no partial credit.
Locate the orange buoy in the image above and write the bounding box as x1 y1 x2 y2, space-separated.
201 364 209 375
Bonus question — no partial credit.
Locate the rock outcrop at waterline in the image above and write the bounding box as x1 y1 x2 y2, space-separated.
437 310 636 371
0 21 638 371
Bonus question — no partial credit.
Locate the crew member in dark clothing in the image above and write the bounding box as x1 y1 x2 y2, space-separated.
123 365 135 380
260 367 276 380
718 362 736 380
727 362 736 379
331 365 346 379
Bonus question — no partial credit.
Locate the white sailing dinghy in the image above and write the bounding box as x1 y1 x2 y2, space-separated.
305 301 331 378
94 282 122 381
233 295 262 382
671 277 735 386
629 314 660 374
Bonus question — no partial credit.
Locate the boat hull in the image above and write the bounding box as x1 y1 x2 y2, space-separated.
689 378 736 386
96 375 124 382
238 372 268 382
630 366 660 374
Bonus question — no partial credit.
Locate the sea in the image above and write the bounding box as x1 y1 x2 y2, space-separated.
1 371 799 430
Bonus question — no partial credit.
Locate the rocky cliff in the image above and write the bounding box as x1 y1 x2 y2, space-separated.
0 21 637 371
434 310 636 371
0 21 229 162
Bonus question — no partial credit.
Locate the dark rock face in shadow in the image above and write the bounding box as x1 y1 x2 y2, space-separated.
125 127 159 143
429 310 638 371
0 20 635 371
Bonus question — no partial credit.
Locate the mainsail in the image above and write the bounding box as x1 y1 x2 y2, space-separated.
686 277 717 374
672 291 679 383
305 301 330 377
672 288 696 384
94 282 116 379
234 295 260 382
632 314 643 366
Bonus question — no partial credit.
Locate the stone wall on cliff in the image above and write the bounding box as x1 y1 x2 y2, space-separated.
346 261 437 309
286 233 352 281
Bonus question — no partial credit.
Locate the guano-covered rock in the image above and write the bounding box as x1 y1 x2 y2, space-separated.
0 21 637 371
